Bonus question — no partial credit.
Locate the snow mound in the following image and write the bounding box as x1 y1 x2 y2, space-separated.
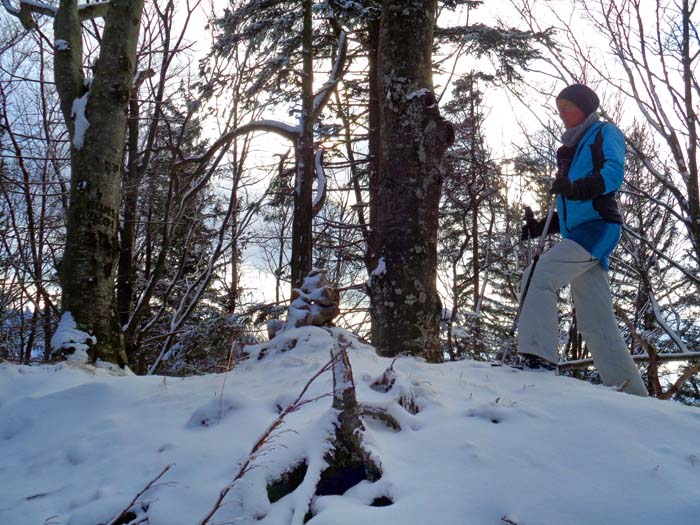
186 393 249 428
50 311 96 362
1 326 699 525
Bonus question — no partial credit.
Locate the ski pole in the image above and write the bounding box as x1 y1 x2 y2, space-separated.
500 198 557 364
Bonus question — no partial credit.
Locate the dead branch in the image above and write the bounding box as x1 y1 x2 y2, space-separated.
659 363 700 400
370 359 398 392
105 464 174 525
199 355 337 525
615 304 663 395
558 352 700 371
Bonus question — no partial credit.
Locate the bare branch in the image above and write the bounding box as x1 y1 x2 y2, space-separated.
559 352 700 371
2 0 110 28
199 355 336 525
106 464 175 525
311 29 348 121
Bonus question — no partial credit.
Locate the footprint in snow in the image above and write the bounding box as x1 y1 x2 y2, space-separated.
186 394 247 429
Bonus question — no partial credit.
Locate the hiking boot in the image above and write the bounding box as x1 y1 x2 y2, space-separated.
519 353 557 371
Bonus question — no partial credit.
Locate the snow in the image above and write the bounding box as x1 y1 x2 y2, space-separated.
367 257 387 288
77 0 110 10
2 326 700 525
54 39 70 51
284 270 336 330
249 119 301 137
405 88 430 101
312 31 347 114
71 91 90 150
313 150 326 209
50 311 96 363
371 257 386 277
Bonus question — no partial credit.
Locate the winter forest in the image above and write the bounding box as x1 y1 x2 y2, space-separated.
1 0 700 523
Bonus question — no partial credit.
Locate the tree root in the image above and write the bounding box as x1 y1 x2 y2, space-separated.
316 339 382 496
360 404 402 431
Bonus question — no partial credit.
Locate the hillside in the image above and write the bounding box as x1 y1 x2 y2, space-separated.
1 326 699 525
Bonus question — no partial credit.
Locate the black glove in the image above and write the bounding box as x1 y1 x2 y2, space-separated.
549 176 572 196
520 208 560 240
520 206 542 240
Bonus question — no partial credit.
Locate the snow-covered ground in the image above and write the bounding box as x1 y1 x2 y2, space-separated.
1 326 699 525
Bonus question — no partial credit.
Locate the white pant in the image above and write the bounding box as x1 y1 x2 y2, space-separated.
518 239 648 397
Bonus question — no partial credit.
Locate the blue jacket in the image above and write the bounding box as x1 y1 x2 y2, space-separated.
556 122 625 270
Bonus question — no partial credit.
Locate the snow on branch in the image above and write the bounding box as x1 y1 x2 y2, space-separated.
0 0 20 15
311 29 348 121
2 0 55 28
106 464 175 525
199 356 337 525
77 0 110 18
558 352 700 371
71 90 90 150
648 293 690 354
312 149 326 216
182 120 301 167
2 0 110 29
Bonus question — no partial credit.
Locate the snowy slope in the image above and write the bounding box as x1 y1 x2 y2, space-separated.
1 326 699 525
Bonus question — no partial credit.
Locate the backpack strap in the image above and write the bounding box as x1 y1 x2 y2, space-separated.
590 123 608 173
588 123 623 224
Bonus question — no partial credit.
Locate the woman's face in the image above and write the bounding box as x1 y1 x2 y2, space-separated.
556 99 586 129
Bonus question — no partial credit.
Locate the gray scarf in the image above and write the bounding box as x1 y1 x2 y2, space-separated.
561 112 600 147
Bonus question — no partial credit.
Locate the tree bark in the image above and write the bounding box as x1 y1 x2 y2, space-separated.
290 0 315 289
367 18 382 346
372 0 453 362
117 87 141 342
56 0 145 366
681 0 700 271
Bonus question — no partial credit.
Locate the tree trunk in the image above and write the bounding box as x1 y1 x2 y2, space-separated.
56 0 145 366
371 0 453 362
317 342 381 495
367 18 381 271
228 182 239 314
117 88 141 352
682 0 700 270
290 0 315 289
367 18 382 346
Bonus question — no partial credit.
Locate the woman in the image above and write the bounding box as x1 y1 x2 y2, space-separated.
519 83 647 397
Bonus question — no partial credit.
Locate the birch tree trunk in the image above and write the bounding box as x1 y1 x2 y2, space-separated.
372 0 454 362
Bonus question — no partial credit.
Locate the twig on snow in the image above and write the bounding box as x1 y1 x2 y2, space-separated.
199 355 339 525
106 464 174 525
615 379 631 393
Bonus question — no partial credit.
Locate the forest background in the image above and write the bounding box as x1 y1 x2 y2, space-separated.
1 0 699 402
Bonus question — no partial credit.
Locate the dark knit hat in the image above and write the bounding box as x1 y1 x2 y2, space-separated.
556 84 600 116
